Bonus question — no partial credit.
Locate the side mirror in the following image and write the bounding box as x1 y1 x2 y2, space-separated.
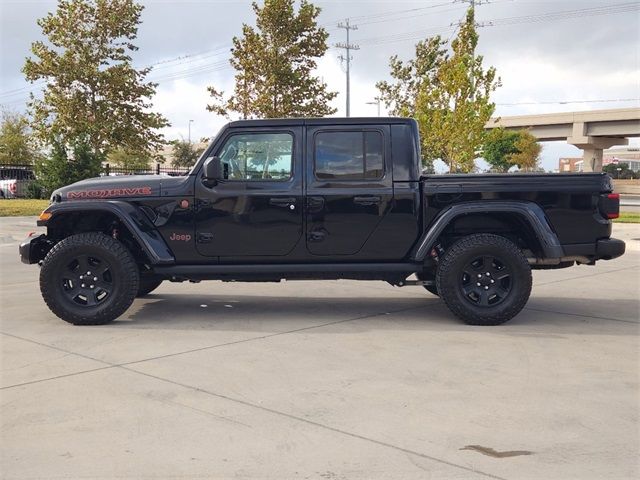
203 156 222 181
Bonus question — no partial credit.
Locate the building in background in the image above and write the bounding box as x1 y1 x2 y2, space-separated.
559 147 640 173
156 141 209 167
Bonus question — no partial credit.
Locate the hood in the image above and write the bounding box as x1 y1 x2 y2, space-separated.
52 174 190 202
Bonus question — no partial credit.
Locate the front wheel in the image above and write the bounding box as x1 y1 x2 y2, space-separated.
436 234 532 326
40 233 139 325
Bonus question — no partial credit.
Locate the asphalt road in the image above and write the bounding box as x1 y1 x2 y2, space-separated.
1 217 639 480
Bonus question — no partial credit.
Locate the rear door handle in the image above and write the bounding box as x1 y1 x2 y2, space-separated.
269 197 296 207
354 196 381 206
306 196 325 212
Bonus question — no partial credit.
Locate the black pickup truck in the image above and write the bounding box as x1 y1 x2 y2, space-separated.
20 117 625 326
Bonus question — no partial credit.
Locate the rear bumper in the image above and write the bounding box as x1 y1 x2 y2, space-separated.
596 238 625 260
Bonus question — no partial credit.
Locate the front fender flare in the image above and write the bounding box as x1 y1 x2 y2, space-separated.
42 200 175 265
411 201 564 261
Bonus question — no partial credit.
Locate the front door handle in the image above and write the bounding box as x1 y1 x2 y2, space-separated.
269 197 296 208
354 196 381 206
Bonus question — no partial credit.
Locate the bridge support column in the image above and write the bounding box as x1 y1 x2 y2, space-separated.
580 147 604 172
568 123 627 172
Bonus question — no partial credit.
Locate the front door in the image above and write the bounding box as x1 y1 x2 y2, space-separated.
195 127 303 258
305 125 393 257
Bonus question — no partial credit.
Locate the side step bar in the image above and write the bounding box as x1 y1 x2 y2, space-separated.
153 262 422 282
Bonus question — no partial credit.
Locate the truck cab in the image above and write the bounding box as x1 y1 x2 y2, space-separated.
189 117 419 263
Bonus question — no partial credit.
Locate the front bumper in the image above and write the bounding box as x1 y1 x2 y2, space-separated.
596 238 625 260
19 234 50 264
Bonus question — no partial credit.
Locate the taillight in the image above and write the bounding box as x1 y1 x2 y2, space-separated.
8 181 17 194
599 193 620 219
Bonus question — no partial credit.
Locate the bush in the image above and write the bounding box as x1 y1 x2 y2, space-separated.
34 139 102 196
24 180 45 199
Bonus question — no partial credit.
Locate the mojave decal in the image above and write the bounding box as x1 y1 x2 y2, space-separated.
66 187 153 199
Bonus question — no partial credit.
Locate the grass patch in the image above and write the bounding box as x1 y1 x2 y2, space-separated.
0 199 49 217
614 212 640 224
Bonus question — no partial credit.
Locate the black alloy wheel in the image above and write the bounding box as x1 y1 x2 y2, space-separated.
437 234 532 326
459 254 512 307
40 233 139 325
61 254 114 307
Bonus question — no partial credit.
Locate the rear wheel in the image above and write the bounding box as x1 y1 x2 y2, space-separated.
40 233 139 325
436 234 532 326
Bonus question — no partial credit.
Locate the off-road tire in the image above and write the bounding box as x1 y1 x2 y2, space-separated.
137 276 163 297
436 234 532 326
40 233 139 325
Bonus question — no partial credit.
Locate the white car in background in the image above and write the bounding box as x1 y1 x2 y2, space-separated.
0 167 35 198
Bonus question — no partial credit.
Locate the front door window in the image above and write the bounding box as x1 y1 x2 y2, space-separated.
218 132 293 181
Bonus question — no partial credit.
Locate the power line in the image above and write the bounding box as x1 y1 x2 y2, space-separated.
480 2 640 28
497 98 640 106
357 1 639 46
0 45 234 102
320 1 458 28
336 18 359 117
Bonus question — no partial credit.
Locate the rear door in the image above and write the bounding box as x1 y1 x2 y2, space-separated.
194 127 303 257
304 124 393 257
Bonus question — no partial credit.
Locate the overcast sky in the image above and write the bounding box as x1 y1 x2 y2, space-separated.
1 0 639 171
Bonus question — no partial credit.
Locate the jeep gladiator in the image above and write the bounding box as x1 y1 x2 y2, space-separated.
20 117 625 326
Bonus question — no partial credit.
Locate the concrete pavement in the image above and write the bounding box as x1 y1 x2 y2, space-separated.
1 217 639 479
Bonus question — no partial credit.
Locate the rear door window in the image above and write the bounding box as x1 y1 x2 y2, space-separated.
314 130 384 180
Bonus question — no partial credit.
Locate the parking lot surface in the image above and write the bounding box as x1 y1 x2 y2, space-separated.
1 216 639 480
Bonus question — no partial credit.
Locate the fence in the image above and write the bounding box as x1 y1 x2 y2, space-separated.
0 163 191 198
103 163 191 176
0 163 191 178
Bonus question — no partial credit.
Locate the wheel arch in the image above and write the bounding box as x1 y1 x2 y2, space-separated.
411 201 564 261
42 201 175 265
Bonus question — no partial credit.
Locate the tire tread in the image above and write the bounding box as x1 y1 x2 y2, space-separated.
40 233 139 325
436 234 532 326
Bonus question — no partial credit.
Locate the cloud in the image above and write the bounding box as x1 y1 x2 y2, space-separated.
1 0 638 172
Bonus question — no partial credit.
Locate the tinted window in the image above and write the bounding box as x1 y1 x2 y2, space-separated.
315 131 384 180
217 132 293 181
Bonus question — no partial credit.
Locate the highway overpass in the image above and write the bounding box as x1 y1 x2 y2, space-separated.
486 108 640 171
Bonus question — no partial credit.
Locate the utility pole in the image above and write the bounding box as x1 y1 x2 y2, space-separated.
366 97 381 117
188 119 194 144
336 18 359 117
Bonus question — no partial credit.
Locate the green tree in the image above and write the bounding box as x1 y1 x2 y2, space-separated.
509 130 541 171
603 162 636 179
107 147 151 170
378 7 500 173
34 138 102 195
0 111 40 165
482 127 519 172
208 0 337 119
376 37 447 171
171 140 204 168
23 0 169 159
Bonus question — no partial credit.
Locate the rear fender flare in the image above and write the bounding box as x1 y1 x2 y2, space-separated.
43 200 175 265
411 201 564 261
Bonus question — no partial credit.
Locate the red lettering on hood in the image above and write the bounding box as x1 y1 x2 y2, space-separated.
67 187 153 199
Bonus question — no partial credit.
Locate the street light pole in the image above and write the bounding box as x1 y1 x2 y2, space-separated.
188 119 194 144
